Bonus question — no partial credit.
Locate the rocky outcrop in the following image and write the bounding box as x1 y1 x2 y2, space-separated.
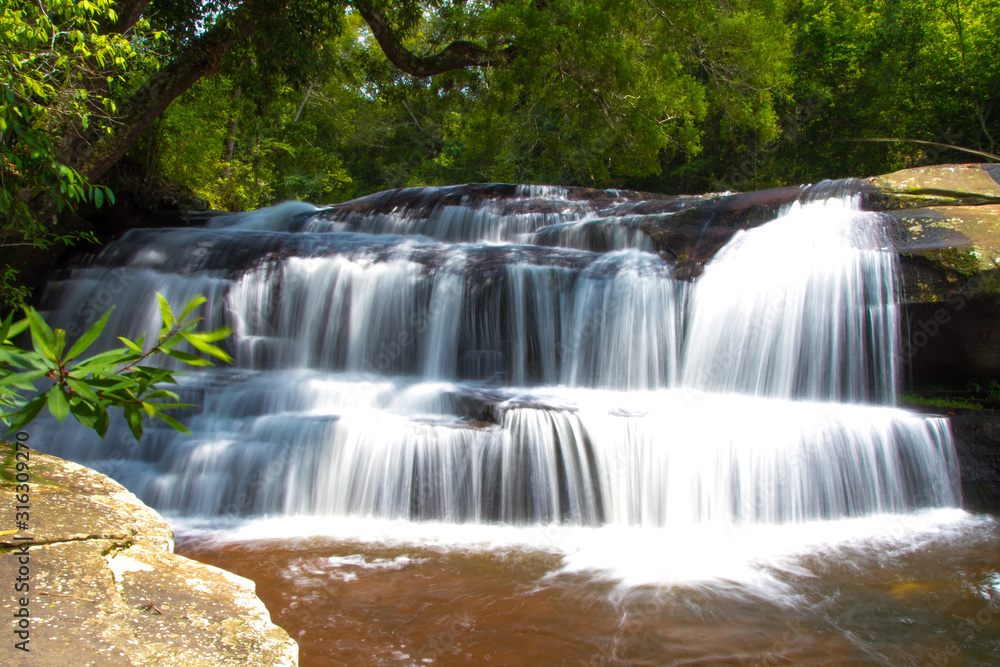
0 442 297 667
948 410 1000 512
866 164 1000 383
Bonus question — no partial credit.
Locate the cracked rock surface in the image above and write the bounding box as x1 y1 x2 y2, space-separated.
0 442 298 667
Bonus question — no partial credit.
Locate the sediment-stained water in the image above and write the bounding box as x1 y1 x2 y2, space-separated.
177 511 1000 666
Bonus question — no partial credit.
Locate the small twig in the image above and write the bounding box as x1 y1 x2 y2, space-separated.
141 602 163 614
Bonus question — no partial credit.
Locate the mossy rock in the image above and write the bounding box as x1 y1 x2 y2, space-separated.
868 163 1000 209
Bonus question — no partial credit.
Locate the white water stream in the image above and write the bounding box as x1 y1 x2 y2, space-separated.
36 186 969 590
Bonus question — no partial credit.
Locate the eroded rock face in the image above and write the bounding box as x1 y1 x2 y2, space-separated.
866 164 1000 383
948 410 1000 512
0 443 298 667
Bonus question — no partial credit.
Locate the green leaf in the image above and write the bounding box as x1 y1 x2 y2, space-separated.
0 349 46 371
5 394 46 433
164 349 214 366
0 312 13 343
157 292 175 335
73 348 137 372
117 336 144 354
66 307 113 361
124 404 143 440
179 331 233 363
69 398 99 428
6 317 29 340
47 385 70 421
156 412 191 435
94 409 109 438
195 326 232 343
53 328 67 361
24 307 56 361
0 369 47 390
80 376 131 391
66 377 101 403
157 333 184 351
144 388 180 400
178 295 207 322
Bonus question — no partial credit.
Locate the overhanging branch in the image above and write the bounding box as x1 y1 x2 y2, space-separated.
74 3 263 182
352 0 514 77
845 138 1000 162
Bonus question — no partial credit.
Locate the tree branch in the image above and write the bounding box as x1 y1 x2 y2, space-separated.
844 138 1000 162
70 3 265 182
352 0 514 77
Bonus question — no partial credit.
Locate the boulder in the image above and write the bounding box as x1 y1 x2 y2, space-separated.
0 442 298 667
866 164 1000 383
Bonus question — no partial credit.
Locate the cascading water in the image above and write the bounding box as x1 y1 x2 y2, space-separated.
36 183 1000 665
35 183 960 533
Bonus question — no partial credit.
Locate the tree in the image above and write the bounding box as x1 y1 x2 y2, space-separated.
757 0 1000 185
149 0 794 202
66 0 516 189
0 0 162 302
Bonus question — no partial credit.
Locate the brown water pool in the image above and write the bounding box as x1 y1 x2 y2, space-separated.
177 514 1000 666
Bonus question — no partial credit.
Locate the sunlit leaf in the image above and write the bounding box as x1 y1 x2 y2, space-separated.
179 331 233 363
47 385 70 421
178 295 207 322
164 349 213 366
157 292 174 334
156 412 192 435
66 307 114 360
24 307 56 361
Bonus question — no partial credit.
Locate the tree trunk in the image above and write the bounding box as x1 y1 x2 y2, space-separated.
65 0 515 187
66 3 264 184
222 86 242 179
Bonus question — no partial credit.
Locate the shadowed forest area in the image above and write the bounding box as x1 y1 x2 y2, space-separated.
2 0 999 299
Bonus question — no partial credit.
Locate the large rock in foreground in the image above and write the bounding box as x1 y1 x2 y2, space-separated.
0 442 298 667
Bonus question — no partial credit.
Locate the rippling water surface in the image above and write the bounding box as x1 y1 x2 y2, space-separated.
178 511 1000 666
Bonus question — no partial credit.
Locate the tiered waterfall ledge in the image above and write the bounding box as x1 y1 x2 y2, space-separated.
0 442 297 667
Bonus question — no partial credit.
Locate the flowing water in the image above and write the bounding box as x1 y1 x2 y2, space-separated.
35 184 1000 665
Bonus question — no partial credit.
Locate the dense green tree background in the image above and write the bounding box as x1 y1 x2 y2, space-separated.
2 0 999 298
141 0 998 208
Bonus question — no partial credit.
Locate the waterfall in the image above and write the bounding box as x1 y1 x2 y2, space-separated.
35 184 960 527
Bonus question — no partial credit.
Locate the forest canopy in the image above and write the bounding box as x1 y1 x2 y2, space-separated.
1 0 998 268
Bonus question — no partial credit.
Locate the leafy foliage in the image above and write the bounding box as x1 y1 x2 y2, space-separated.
0 0 163 301
760 0 1000 185
0 294 231 440
152 0 794 200
4 0 1000 309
